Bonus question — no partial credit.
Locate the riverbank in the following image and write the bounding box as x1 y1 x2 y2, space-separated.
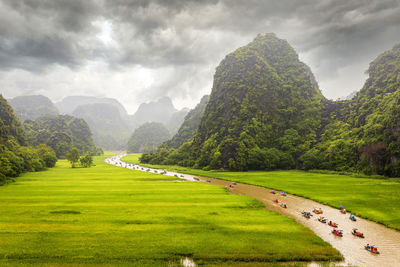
121 153 400 231
119 153 400 267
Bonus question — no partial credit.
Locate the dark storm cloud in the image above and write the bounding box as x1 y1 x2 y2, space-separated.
103 0 400 72
0 0 102 71
0 0 399 104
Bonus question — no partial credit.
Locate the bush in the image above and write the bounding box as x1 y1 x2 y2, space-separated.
80 154 93 168
37 144 57 168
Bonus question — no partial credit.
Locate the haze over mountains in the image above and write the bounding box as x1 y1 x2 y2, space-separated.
8 95 189 150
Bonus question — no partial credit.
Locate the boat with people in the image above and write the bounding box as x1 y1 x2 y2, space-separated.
318 217 327 223
350 214 357 221
352 228 365 238
301 211 312 219
280 203 287 208
313 208 323 214
365 244 379 254
328 221 338 228
332 229 343 237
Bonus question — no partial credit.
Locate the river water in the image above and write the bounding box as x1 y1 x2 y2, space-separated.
106 154 400 267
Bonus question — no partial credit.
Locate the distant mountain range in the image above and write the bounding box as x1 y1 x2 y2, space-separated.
9 95 189 150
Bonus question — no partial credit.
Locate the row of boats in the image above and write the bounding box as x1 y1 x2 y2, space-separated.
108 157 382 256
270 190 380 255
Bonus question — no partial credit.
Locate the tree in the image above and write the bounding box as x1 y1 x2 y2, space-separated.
80 154 93 168
66 148 80 168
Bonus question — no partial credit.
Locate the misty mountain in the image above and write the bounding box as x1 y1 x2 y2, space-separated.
130 96 177 126
72 103 131 150
9 95 59 122
166 108 190 135
57 96 128 117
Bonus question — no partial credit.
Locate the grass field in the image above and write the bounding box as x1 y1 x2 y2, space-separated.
0 153 341 266
122 153 400 231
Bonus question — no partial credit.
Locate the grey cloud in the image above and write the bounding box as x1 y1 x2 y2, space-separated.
0 0 400 104
0 0 102 71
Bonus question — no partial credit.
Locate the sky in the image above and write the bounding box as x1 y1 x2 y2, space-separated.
0 0 399 113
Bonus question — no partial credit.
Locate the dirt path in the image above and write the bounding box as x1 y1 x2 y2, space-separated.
107 154 400 267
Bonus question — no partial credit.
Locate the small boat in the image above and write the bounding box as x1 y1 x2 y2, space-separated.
350 214 357 221
313 208 323 214
270 190 276 194
280 203 287 208
302 211 312 219
328 221 338 228
274 198 279 203
332 229 343 237
365 245 379 254
352 228 365 238
318 217 327 223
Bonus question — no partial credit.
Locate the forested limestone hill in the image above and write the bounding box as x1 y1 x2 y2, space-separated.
142 34 400 177
24 115 98 158
0 95 57 183
127 122 170 153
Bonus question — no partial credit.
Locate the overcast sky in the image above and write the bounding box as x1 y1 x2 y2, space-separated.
1 0 399 113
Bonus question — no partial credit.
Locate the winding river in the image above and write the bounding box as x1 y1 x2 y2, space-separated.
105 154 400 267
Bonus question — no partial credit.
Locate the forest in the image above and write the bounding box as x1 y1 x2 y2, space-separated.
0 95 57 183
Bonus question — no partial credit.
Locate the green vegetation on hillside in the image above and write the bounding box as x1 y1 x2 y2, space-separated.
308 43 400 176
0 153 341 266
127 122 170 153
163 95 209 149
141 34 400 177
0 95 57 184
123 154 400 231
23 115 99 158
9 95 58 122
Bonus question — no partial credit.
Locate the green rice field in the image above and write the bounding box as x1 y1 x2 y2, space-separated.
0 153 341 266
122 153 400 231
